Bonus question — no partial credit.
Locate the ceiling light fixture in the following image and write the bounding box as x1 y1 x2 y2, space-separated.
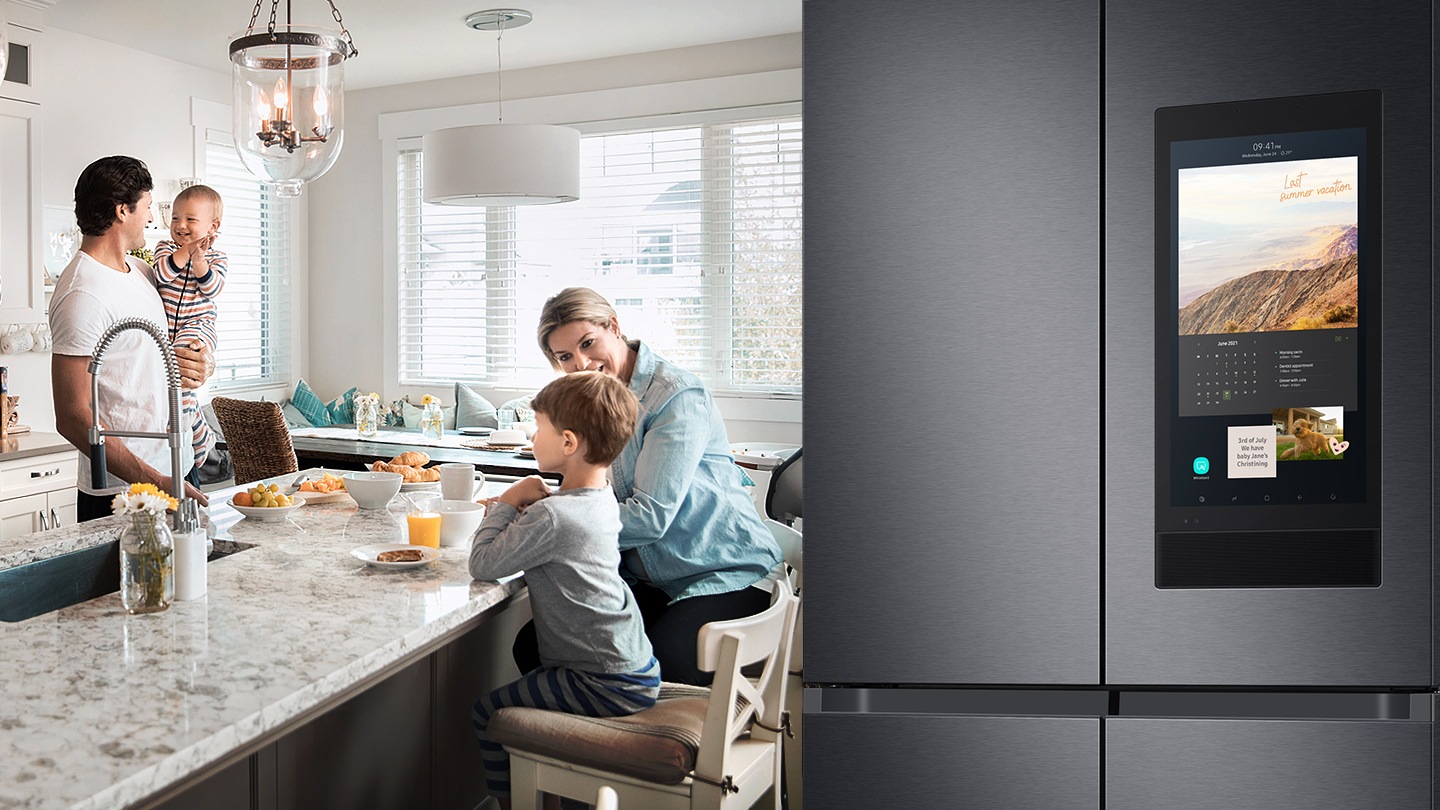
229 0 358 197
422 9 580 206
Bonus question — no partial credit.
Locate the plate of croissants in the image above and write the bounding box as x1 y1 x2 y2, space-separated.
369 451 442 490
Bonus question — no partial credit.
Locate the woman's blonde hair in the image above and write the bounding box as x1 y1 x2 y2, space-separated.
536 287 627 370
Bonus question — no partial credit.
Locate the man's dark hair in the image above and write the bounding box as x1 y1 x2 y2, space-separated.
74 156 152 237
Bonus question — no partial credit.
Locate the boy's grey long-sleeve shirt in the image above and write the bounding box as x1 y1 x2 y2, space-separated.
469 487 654 675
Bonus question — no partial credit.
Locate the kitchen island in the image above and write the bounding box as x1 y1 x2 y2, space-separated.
0 472 528 809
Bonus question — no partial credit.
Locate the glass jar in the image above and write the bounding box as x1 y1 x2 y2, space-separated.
421 402 444 440
119 511 174 614
356 396 379 439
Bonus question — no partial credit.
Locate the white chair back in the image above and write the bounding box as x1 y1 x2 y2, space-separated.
693 586 799 797
595 785 619 810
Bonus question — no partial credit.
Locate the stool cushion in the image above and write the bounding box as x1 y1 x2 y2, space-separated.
491 684 717 785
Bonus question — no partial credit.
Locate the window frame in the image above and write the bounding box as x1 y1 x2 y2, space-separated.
393 103 802 397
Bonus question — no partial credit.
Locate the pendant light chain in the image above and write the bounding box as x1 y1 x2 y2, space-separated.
495 23 505 124
244 0 357 56
326 0 359 57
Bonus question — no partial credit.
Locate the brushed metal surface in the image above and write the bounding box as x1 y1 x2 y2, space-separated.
806 714 1099 808
805 0 1100 685
1104 0 1433 685
1107 718 1432 810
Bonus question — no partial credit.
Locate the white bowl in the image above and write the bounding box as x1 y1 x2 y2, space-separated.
230 495 305 521
343 471 403 510
489 429 527 446
438 499 485 547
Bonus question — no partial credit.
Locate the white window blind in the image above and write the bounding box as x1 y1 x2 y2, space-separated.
397 113 802 394
202 133 292 390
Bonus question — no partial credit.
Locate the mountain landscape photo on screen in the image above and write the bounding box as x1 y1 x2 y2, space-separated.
1177 156 1358 336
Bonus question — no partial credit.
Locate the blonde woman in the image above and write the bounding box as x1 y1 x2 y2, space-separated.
512 287 783 685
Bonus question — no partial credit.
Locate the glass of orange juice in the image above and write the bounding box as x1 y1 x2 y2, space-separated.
406 493 442 548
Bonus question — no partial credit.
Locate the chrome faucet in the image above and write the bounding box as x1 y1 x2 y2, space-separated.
87 317 189 527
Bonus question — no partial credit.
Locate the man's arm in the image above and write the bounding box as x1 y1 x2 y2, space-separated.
171 342 215 390
52 353 208 506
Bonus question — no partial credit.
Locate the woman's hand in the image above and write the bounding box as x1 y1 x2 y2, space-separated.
172 342 215 389
499 476 551 510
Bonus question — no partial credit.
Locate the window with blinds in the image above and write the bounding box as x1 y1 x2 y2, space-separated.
201 135 292 390
397 114 802 394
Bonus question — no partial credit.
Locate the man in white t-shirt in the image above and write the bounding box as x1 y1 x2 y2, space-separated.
50 156 215 521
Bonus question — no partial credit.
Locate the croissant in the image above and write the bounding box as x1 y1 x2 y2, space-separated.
371 460 424 482
391 451 430 467
417 466 441 482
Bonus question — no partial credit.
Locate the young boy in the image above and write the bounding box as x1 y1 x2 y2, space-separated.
469 371 659 809
151 184 228 482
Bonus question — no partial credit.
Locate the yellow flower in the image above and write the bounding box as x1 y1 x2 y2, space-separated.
421 394 438 406
368 392 379 399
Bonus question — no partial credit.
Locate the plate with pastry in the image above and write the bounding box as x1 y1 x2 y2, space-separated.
515 446 535 459
352 543 441 569
369 457 442 488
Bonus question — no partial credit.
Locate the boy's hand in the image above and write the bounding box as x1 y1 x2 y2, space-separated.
498 476 550 510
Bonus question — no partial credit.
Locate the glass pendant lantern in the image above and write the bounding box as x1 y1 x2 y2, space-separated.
229 1 357 197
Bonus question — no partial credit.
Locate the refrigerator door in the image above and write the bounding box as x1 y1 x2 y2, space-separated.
805 0 1100 686
807 713 1099 808
1104 0 1433 685
1107 717 1432 810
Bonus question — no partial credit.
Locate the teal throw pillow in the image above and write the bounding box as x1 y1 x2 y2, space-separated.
290 379 331 427
325 387 358 425
401 399 457 430
455 383 498 429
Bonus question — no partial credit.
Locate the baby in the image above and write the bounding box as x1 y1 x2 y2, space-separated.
469 371 658 809
152 184 228 480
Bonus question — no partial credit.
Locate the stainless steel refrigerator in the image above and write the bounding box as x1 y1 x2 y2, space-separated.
803 1 1437 807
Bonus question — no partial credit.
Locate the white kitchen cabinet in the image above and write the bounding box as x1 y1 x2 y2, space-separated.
0 93 43 323
0 448 78 538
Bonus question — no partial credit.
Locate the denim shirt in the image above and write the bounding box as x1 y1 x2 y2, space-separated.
612 341 782 601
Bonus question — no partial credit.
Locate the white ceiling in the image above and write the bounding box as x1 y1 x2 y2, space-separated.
43 0 803 90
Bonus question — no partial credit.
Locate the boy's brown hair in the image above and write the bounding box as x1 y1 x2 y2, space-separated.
174 184 224 221
529 371 638 465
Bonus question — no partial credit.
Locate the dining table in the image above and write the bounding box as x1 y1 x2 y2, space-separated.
282 426 543 480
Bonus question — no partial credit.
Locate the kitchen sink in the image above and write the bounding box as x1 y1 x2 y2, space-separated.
0 538 256 623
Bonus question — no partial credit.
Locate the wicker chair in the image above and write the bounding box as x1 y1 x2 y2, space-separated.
211 397 299 485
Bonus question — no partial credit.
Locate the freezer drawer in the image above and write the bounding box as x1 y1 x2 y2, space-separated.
1107 717 1432 810
806 713 1099 809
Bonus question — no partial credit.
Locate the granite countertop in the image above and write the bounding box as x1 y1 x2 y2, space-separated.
0 471 521 810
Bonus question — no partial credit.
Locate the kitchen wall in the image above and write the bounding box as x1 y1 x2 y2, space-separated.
18 27 231 434
305 33 804 446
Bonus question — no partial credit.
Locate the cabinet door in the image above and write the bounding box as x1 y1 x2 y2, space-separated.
0 492 43 539
48 488 77 531
0 95 42 322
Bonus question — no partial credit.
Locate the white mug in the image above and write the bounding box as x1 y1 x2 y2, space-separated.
439 462 480 501
1 328 33 355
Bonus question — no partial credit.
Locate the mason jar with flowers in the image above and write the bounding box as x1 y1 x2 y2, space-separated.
113 483 177 614
420 394 444 440
356 391 380 439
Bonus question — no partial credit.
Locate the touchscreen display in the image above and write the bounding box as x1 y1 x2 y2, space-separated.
1155 93 1380 533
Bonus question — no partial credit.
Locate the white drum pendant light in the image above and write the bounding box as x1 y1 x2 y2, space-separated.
0 4 9 83
423 9 580 206
229 0 358 197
